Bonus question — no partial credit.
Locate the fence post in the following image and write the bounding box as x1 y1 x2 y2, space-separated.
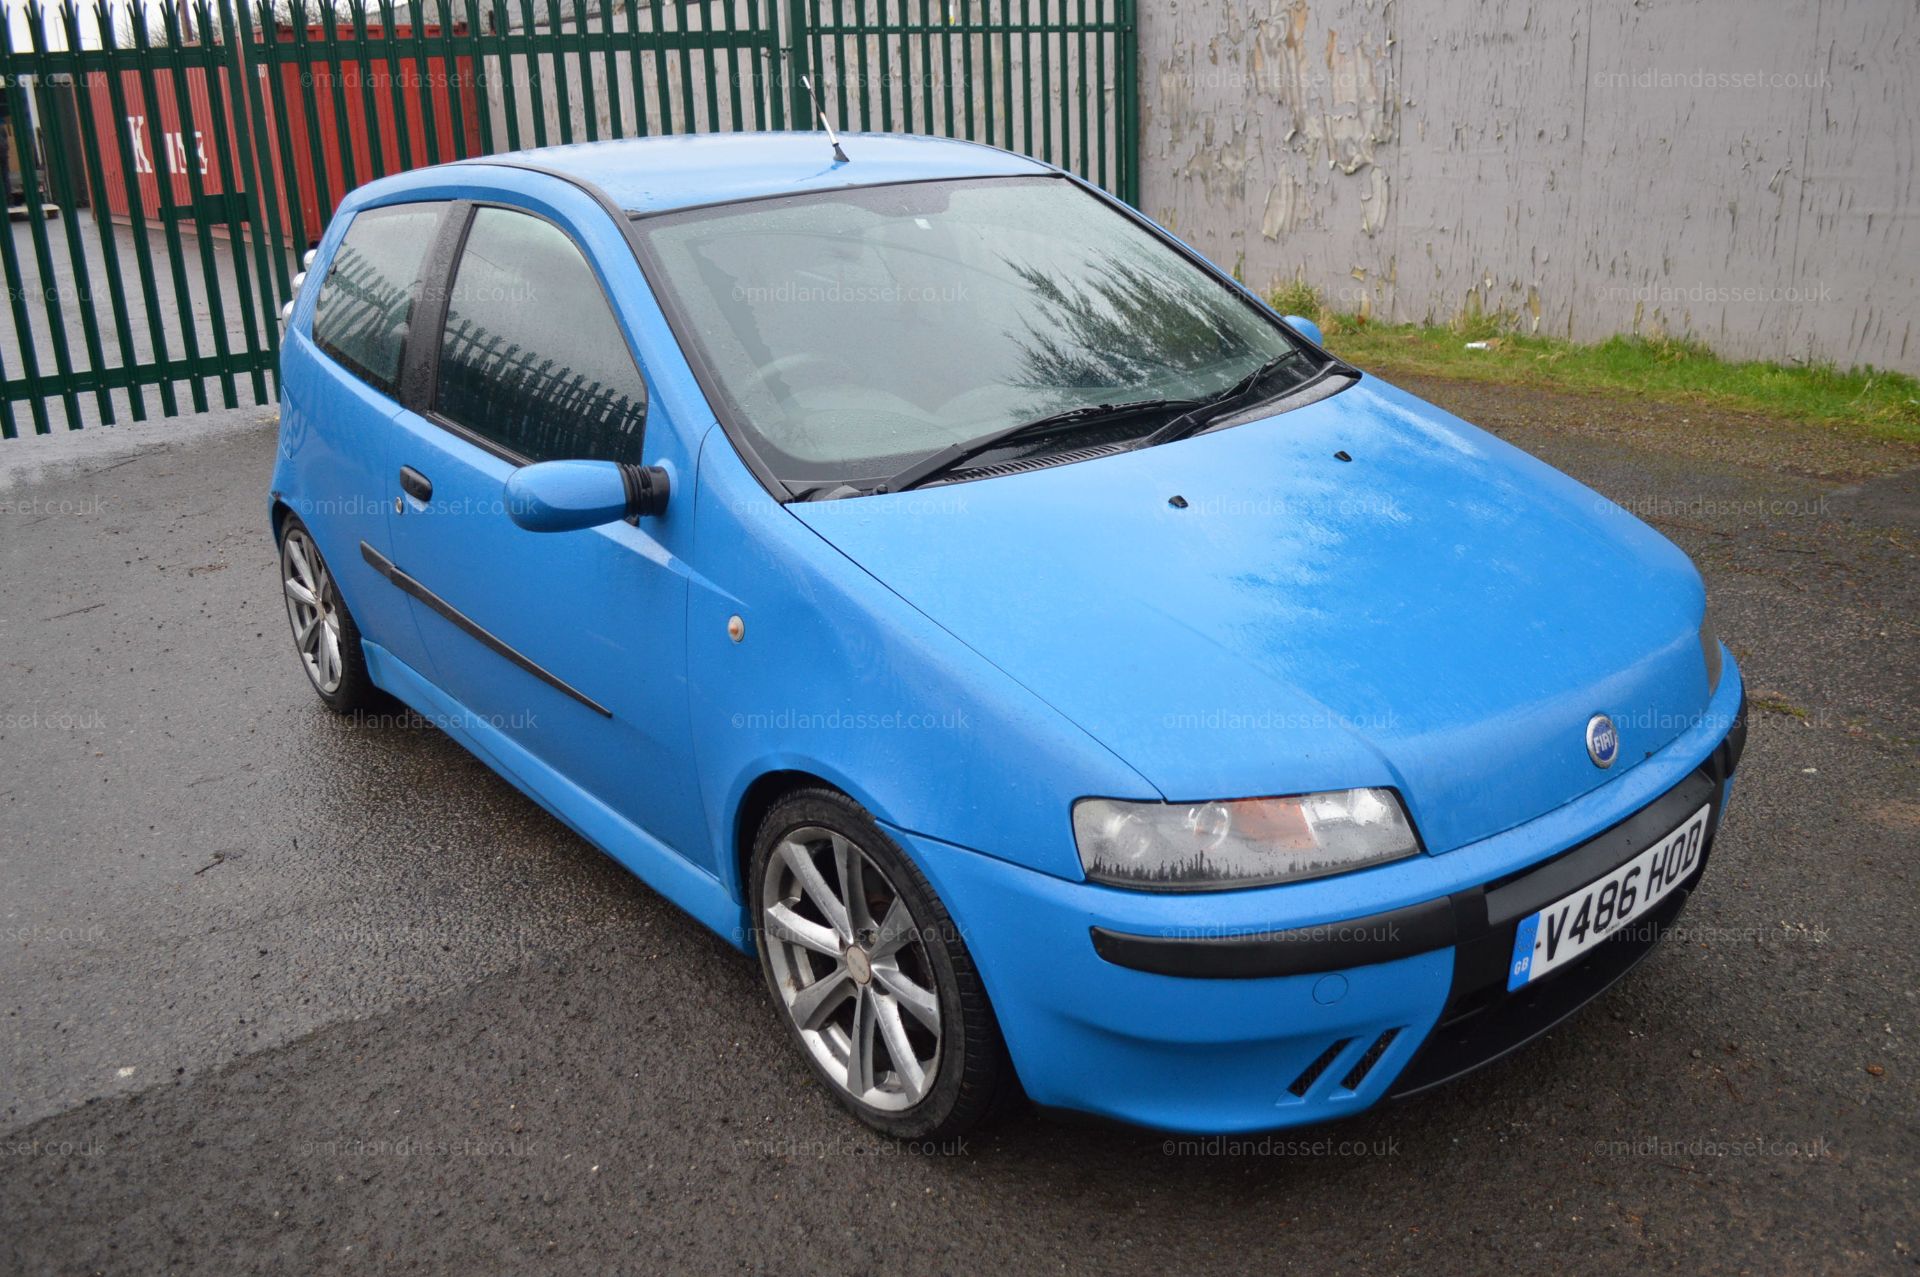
782 0 810 131
57 0 145 421
7 7 84 429
226 0 295 304
1117 0 1138 205
25 12 115 426
97 3 184 416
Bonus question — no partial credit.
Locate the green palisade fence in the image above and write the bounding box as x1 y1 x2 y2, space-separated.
0 0 1137 435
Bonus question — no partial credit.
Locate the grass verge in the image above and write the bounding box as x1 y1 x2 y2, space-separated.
1266 283 1920 442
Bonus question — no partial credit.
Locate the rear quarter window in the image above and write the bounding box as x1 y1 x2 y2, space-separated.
311 203 444 396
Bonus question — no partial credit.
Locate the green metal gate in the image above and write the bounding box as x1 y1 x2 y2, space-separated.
0 0 1137 437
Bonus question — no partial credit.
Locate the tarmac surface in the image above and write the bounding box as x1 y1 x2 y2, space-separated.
1 379 1915 1274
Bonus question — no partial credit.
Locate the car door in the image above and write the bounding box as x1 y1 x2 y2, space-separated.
284 200 449 676
379 199 710 867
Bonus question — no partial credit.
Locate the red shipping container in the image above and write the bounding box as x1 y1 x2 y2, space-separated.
259 22 482 243
85 24 481 246
82 61 249 223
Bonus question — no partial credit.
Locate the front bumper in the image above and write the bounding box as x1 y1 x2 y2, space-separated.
896 671 1746 1134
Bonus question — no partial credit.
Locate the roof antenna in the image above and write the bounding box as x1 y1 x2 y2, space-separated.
800 74 850 164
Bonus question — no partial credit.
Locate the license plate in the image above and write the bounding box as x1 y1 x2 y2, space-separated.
1507 803 1711 990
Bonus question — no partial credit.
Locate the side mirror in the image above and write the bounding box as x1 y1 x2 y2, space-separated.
1282 314 1325 347
505 460 670 533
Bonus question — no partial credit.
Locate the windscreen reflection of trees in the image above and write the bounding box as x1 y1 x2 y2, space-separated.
642 179 1288 477
1002 250 1258 406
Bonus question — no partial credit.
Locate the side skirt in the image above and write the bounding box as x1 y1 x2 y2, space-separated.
361 640 751 952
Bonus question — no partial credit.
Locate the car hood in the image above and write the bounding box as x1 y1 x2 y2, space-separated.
790 376 1712 854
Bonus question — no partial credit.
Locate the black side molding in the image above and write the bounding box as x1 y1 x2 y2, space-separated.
1090 897 1457 980
359 541 612 718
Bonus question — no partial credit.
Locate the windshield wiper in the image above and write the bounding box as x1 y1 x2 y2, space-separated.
878 397 1197 493
1135 350 1335 450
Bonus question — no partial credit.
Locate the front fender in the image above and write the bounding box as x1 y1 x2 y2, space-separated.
685 431 1157 902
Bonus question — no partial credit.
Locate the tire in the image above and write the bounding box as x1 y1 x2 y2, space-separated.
750 788 1019 1140
277 514 382 715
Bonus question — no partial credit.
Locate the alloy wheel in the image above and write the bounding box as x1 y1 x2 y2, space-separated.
281 526 344 696
760 825 943 1110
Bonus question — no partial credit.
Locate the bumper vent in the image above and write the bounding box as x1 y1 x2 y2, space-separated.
1286 1027 1407 1101
1286 1038 1353 1097
1340 1028 1402 1092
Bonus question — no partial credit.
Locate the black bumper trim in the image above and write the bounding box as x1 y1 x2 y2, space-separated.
1088 698 1745 984
1089 897 1455 979
1385 692 1744 1096
1388 878 1700 1099
1481 768 1717 927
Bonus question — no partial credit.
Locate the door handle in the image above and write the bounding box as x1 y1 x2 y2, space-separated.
399 466 433 503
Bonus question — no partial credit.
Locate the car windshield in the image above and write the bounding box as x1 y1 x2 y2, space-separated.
632 175 1321 493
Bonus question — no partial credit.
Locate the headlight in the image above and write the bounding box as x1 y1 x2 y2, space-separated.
1072 788 1420 891
1699 605 1723 695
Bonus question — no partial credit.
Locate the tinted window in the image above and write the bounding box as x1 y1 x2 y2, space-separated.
311 203 442 394
434 207 647 465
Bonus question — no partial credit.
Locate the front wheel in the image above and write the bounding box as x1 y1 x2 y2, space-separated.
750 789 1018 1139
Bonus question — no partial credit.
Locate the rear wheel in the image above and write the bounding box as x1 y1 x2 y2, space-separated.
751 789 1017 1139
278 515 380 714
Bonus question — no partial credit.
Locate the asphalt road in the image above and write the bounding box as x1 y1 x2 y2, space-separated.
1 380 1915 1274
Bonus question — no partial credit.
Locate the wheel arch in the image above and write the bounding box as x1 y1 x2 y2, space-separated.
731 767 844 914
269 496 293 544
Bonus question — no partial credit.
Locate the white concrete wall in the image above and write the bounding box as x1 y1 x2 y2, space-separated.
1138 0 1918 374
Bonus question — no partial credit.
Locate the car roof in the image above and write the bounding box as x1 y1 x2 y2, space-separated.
467 131 1056 214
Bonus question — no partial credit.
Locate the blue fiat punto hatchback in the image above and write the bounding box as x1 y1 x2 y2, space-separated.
271 132 1746 1138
